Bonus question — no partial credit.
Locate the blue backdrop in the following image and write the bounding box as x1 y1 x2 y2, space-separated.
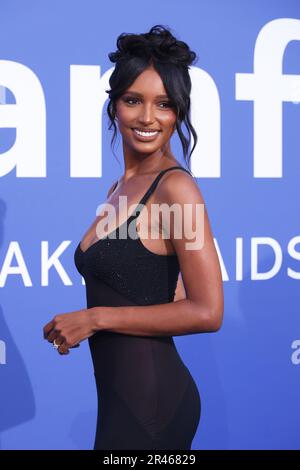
0 0 299 450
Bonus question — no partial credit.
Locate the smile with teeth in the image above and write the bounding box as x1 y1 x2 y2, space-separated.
133 129 160 137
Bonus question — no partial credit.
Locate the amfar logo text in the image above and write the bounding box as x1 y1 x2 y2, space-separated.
0 18 300 178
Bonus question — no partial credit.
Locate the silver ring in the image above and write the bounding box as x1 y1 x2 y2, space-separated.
53 339 60 350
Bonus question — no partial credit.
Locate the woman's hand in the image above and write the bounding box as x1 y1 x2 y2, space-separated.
43 309 95 355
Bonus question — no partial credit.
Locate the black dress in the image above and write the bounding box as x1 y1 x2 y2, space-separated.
74 166 201 450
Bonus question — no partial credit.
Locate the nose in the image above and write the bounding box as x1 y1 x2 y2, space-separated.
137 103 155 126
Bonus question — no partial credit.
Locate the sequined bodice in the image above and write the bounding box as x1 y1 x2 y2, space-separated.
74 166 191 307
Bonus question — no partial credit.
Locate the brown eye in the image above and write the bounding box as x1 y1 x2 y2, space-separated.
123 97 139 105
159 101 173 108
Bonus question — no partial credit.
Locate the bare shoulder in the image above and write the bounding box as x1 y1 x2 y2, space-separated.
156 167 205 205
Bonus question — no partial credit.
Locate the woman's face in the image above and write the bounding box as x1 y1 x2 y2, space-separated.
115 66 177 156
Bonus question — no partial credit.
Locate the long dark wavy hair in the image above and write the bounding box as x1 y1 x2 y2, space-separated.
105 24 198 169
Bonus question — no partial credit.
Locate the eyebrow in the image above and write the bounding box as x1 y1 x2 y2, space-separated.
124 91 169 99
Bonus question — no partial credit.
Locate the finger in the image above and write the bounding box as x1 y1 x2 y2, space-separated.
58 347 69 355
46 328 58 343
43 320 54 339
58 349 70 355
58 341 70 355
52 335 64 350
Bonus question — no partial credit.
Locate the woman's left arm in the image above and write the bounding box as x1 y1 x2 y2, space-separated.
91 171 224 337
43 172 224 351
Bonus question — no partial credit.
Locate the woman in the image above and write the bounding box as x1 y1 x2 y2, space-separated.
43 24 224 450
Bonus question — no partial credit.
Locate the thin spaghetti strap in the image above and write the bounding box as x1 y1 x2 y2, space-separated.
138 166 191 207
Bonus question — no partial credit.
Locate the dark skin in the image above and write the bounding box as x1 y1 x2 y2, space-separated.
43 65 224 355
